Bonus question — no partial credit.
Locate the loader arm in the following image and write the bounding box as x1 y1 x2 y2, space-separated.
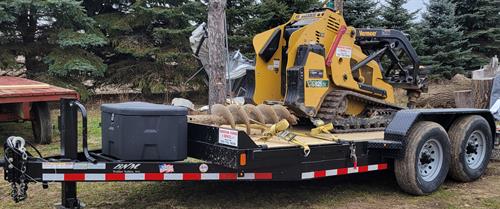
355 28 427 92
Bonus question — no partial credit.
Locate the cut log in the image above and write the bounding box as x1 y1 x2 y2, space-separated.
416 74 472 108
454 90 473 108
472 79 493 109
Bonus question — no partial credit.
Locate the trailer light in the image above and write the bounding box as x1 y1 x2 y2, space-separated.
240 153 247 166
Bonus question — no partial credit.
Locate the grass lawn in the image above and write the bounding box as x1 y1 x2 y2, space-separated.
0 108 499 209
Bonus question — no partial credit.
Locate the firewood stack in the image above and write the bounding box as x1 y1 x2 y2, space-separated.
454 56 499 108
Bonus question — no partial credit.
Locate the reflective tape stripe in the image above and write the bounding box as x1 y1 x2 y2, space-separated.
301 163 388 179
42 172 273 181
164 173 183 180
85 174 105 181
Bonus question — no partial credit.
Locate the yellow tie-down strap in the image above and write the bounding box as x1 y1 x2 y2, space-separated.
257 119 340 156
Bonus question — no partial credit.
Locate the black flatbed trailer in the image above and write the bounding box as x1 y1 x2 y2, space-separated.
1 99 497 209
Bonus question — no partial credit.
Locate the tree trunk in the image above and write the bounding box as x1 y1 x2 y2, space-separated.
334 0 344 15
472 79 494 109
18 7 39 77
454 90 473 108
207 0 227 106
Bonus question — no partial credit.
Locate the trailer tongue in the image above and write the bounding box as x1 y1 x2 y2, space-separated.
2 99 496 208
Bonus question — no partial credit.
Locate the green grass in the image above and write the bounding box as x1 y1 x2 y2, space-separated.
0 108 499 209
0 108 102 158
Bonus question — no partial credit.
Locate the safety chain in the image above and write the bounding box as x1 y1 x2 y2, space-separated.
7 137 29 203
349 143 358 168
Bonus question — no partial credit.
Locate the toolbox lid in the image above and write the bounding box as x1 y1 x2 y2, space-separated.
101 102 187 116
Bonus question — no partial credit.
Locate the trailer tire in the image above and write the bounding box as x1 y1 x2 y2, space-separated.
448 115 492 182
395 121 450 195
31 102 52 144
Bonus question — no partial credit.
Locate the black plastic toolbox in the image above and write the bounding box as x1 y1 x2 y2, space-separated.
101 102 188 161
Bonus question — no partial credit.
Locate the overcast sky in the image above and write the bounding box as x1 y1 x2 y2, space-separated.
403 0 427 19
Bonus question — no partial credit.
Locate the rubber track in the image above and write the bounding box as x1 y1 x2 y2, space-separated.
316 90 404 133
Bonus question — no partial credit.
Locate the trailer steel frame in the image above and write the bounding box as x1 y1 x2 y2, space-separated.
2 99 496 209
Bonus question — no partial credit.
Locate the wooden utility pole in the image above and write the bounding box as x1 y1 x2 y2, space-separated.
207 0 227 106
334 0 344 15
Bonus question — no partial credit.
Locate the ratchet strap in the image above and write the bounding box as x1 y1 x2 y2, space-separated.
258 120 311 156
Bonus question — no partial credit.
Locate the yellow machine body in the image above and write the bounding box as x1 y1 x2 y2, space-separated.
250 9 395 117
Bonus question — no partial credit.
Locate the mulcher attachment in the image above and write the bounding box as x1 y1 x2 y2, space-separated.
189 104 298 134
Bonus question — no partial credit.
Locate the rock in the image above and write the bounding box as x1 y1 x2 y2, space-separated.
15 55 25 64
83 79 95 87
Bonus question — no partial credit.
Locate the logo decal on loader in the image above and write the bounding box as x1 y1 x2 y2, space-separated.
359 31 377 37
306 80 329 88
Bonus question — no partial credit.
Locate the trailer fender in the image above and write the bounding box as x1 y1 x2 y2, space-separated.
385 109 496 156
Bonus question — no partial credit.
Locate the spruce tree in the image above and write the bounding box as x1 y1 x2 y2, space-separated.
419 0 470 79
343 0 380 28
90 0 205 95
452 0 500 69
227 0 257 54
246 0 318 36
0 0 107 78
381 0 418 32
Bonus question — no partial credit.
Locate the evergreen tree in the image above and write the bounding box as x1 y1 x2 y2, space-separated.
452 0 500 69
246 0 318 37
227 0 257 53
381 0 418 32
0 0 107 78
343 0 380 28
88 0 205 95
419 0 470 79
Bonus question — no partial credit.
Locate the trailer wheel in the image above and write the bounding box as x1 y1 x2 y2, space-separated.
31 102 52 144
448 115 492 182
395 121 451 195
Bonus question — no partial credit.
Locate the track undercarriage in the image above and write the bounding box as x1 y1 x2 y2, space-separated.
316 90 403 133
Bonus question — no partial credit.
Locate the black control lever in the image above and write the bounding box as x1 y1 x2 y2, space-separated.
70 101 97 163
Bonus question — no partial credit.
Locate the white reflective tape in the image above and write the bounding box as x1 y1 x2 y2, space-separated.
325 169 337 176
164 173 183 180
368 164 379 171
237 173 255 180
42 162 74 169
85 174 105 181
73 163 106 170
125 173 145 181
86 163 106 170
348 167 358 174
43 173 64 181
201 173 219 180
301 172 314 179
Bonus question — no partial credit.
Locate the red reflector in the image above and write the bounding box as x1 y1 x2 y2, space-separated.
255 173 272 180
378 163 388 170
65 173 85 181
337 168 348 175
145 173 164 181
219 173 237 180
314 170 326 178
183 173 201 180
358 166 369 173
106 173 125 181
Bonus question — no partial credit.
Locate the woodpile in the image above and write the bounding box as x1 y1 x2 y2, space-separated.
416 74 472 108
417 56 500 108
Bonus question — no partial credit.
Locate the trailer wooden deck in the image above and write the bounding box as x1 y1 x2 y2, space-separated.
221 125 385 148
0 76 78 103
